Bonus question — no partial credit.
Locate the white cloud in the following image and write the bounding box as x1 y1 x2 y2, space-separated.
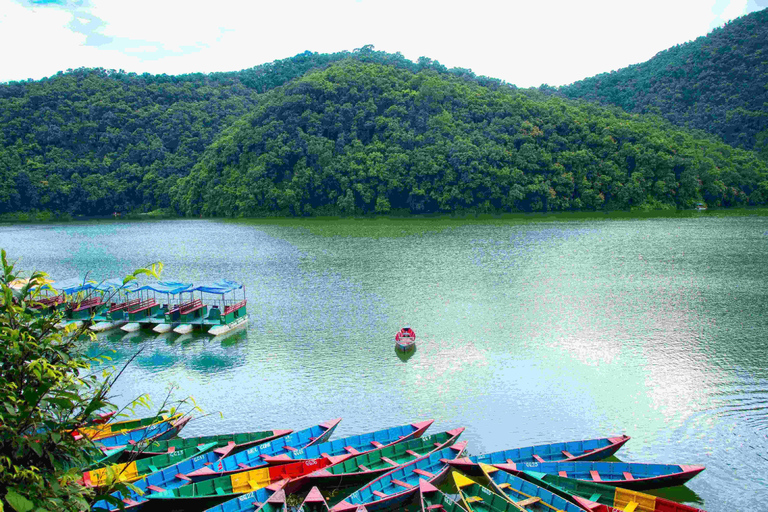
0 0 758 85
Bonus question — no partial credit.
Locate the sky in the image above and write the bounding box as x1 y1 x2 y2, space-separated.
1 0 767 87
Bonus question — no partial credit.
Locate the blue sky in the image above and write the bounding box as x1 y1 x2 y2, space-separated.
1 0 766 87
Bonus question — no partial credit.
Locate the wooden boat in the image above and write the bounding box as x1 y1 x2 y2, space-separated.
521 470 708 512
74 413 181 441
418 479 466 512
173 280 248 335
81 442 217 487
478 463 587 512
447 435 630 476
493 461 705 491
146 455 347 507
262 420 433 465
95 414 190 450
298 428 465 492
395 327 416 351
135 428 293 457
331 441 468 511
203 485 288 512
90 435 238 511
298 487 331 512
187 418 342 478
453 471 586 512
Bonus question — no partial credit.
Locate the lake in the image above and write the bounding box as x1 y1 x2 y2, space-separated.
2 214 767 511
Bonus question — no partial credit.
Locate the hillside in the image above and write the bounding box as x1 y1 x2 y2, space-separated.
556 9 768 155
0 48 494 217
173 60 768 217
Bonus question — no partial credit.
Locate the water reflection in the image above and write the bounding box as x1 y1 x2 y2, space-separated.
394 345 416 362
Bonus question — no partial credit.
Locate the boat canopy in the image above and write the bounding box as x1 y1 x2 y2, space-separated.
52 277 94 295
190 280 243 295
91 278 139 293
131 281 193 294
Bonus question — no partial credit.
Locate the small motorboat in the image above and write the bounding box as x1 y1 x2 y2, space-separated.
395 327 416 351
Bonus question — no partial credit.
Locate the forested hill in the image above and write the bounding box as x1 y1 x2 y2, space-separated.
173 60 768 217
0 47 489 216
555 8 768 155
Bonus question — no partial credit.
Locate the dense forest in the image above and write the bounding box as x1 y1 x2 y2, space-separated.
1 9 767 217
555 9 768 155
172 61 768 216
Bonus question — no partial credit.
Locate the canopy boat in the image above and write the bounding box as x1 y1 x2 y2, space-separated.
147 458 344 508
298 487 331 512
261 419 433 465
82 442 217 488
493 461 705 492
521 470 708 512
453 471 587 512
394 327 415 352
203 485 288 512
89 279 140 332
135 428 293 457
95 415 190 450
121 281 194 332
478 463 588 512
448 434 630 476
91 434 238 511
418 479 466 512
171 280 248 335
298 428 465 492
331 441 468 511
187 419 342 479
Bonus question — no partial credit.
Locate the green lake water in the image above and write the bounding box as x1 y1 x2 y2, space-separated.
1 214 767 511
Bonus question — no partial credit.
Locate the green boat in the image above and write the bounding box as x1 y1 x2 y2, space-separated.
476 464 587 512
520 471 707 512
297 428 464 491
134 428 293 457
418 479 468 512
453 472 524 512
81 442 217 488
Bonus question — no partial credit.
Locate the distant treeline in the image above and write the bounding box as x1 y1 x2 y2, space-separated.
554 8 768 155
174 61 768 216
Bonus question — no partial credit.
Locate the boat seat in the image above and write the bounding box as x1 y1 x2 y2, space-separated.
561 450 574 458
391 479 414 489
412 468 434 478
427 506 445 510
624 502 639 512
590 470 602 481
239 463 250 469
175 473 191 481
122 498 140 506
283 445 297 451
372 490 388 498
358 464 370 472
497 482 511 489
433 442 444 448
147 485 165 492
589 493 602 502
381 457 398 466
533 454 546 462
148 465 159 473
406 450 420 457
558 471 568 477
516 497 541 507
506 459 516 464
466 496 483 503
371 441 384 448
216 487 226 495
345 446 360 455
622 471 634 480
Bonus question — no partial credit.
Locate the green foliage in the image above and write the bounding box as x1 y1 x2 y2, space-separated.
556 9 768 152
172 60 768 216
0 251 163 510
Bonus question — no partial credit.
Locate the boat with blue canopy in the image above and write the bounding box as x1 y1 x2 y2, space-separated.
120 281 194 332
171 280 247 336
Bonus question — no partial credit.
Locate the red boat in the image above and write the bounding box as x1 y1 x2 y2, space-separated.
395 327 415 351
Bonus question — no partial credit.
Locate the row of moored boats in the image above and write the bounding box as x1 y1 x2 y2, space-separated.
76 413 708 512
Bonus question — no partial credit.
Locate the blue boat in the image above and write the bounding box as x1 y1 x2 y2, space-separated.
448 434 629 475
331 441 468 512
261 420 433 464
95 415 190 450
492 460 705 491
478 463 587 511
188 419 342 478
